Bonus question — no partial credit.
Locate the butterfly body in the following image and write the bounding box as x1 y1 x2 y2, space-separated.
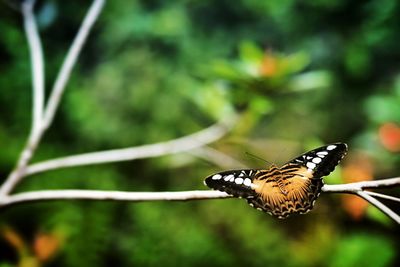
204 143 348 218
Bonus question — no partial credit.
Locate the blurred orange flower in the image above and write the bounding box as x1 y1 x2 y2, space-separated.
33 232 61 262
341 154 374 220
379 122 400 152
259 51 278 77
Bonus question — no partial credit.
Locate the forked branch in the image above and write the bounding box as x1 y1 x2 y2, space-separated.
0 0 105 196
323 177 400 223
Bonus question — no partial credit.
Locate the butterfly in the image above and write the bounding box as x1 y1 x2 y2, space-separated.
204 143 348 218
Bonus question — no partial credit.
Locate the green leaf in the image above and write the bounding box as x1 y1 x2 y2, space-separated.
330 233 395 267
239 41 264 64
288 70 333 91
366 205 393 226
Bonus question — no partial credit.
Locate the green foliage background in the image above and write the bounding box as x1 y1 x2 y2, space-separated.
0 0 399 266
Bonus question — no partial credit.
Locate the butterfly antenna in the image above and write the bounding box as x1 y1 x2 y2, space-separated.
245 152 273 166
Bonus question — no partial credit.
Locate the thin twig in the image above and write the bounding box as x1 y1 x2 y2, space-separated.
322 177 400 193
23 0 44 135
42 0 105 130
25 119 235 176
364 191 400 203
357 191 400 224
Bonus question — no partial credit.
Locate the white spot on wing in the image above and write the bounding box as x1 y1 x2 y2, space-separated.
243 178 252 186
306 162 316 170
317 151 328 156
312 157 322 163
235 178 244 184
211 174 222 180
224 174 234 181
327 145 336 150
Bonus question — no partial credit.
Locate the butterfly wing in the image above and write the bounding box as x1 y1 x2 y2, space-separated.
248 143 347 218
205 143 348 218
204 169 258 199
287 142 348 177
205 167 290 216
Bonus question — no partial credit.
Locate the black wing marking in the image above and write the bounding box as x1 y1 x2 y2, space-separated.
204 169 257 198
284 142 348 178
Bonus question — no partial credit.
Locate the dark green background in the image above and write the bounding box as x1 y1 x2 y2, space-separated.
1 0 399 266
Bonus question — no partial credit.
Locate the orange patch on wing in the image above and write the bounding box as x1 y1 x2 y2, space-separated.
253 166 315 205
252 177 286 207
285 166 314 201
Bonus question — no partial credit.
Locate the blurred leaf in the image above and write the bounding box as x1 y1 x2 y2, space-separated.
364 95 400 123
366 205 393 226
330 233 395 267
288 70 333 92
18 257 39 267
239 41 264 64
280 51 310 75
211 59 243 80
150 7 189 37
290 221 338 266
1 226 27 256
37 1 58 29
345 41 370 77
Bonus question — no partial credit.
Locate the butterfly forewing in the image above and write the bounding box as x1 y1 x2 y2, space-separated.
287 143 348 177
205 169 257 199
204 143 348 218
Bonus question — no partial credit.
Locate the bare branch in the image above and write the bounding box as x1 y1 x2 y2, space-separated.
0 0 105 196
22 0 44 134
0 0 45 197
0 177 398 225
0 190 231 207
323 178 400 224
357 191 400 224
25 118 236 176
42 0 105 130
322 177 400 193
364 191 400 203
